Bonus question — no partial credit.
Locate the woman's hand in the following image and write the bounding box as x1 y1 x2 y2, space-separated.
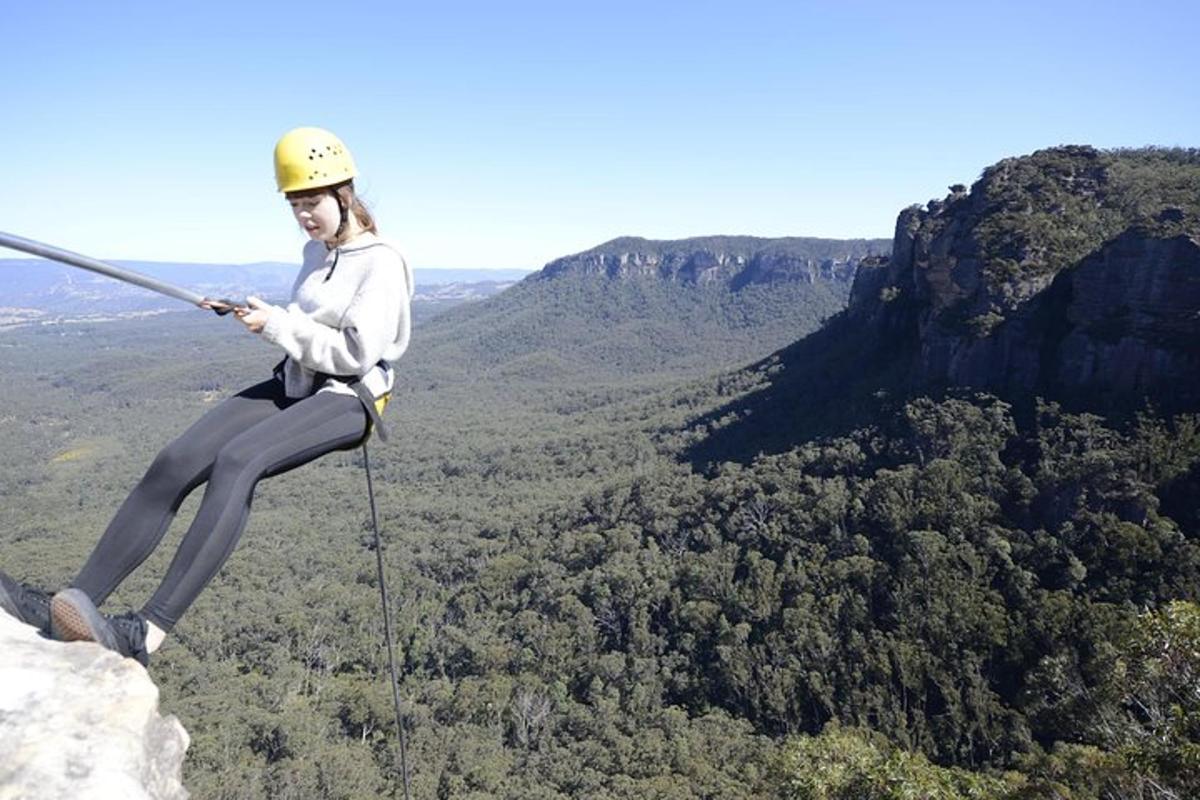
199 298 243 315
235 296 273 334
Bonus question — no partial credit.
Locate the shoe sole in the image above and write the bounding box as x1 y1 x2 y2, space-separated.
51 589 120 651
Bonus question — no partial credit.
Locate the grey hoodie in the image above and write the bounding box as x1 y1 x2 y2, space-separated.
261 232 414 400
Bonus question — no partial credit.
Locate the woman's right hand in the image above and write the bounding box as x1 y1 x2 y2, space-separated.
200 298 244 315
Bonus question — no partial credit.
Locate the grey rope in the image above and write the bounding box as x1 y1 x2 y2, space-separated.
363 443 412 800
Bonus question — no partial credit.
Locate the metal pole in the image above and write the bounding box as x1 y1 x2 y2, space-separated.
0 230 207 307
363 443 413 800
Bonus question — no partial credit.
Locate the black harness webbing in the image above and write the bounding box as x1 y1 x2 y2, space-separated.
348 378 389 442
275 359 390 443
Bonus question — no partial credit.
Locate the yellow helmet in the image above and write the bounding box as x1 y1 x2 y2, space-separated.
273 127 358 193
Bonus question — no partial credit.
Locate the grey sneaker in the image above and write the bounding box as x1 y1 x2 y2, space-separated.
0 569 52 636
51 588 150 667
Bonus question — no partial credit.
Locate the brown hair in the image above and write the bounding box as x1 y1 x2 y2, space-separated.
331 181 377 244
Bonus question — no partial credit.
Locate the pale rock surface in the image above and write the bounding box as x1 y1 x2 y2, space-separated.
0 612 189 800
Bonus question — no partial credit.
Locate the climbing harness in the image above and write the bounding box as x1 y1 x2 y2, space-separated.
0 230 239 315
349 380 391 442
277 358 391 443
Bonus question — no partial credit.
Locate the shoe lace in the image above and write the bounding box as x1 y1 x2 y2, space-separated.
22 585 51 613
108 611 150 663
16 585 53 637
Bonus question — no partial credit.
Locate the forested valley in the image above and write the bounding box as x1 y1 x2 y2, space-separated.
1 148 1198 799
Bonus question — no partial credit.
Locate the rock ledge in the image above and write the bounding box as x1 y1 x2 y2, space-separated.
0 613 189 799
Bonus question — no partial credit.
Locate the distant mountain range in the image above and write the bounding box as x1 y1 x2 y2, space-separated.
540 235 885 286
401 234 891 384
0 258 530 325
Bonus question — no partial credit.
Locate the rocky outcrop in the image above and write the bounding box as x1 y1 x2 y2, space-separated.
538 235 889 289
847 147 1200 410
0 613 189 800
683 148 1200 466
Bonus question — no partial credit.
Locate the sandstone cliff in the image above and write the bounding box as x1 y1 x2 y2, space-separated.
538 235 889 289
848 147 1200 410
0 613 189 800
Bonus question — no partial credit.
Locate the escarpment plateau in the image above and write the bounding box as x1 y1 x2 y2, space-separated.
539 235 887 289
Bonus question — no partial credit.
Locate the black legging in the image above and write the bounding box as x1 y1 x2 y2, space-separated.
71 377 368 631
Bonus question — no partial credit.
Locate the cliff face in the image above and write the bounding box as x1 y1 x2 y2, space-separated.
1050 227 1200 400
538 235 889 289
0 613 190 799
848 147 1200 410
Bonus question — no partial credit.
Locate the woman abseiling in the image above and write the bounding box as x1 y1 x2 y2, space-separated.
0 127 413 665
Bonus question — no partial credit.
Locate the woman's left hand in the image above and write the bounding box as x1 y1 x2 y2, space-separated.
235 296 273 334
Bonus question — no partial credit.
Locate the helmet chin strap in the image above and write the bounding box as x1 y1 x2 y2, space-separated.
320 181 356 250
324 189 351 277
334 191 350 242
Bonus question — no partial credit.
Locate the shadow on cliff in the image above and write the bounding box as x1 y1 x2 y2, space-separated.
683 309 916 470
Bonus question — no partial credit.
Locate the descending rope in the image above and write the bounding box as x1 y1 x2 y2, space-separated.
0 230 240 314
363 443 412 800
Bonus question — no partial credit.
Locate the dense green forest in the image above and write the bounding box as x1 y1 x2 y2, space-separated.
1 148 1198 799
972 146 1200 293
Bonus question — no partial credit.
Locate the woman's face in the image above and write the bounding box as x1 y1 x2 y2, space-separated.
287 191 341 242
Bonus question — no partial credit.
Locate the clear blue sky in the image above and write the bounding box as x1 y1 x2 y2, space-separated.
1 0 1196 271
